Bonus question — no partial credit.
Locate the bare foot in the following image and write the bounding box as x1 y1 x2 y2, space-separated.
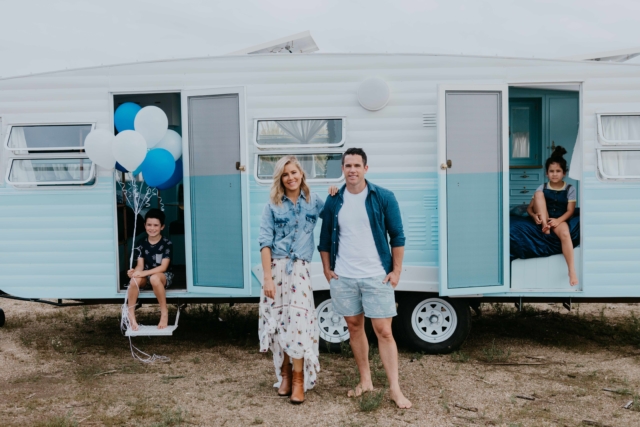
569 271 579 286
390 388 412 409
128 309 139 331
158 310 169 329
347 382 374 397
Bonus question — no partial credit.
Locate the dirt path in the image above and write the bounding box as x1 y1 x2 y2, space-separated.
1 299 640 426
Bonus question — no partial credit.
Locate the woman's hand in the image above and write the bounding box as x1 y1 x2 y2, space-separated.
547 218 561 228
263 278 276 299
532 213 543 225
328 186 339 196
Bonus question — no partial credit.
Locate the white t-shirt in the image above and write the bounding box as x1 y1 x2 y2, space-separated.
334 187 386 278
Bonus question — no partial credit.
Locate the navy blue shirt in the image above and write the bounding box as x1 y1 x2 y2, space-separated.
318 181 405 274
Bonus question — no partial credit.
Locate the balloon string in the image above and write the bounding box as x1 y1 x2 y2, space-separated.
157 190 165 212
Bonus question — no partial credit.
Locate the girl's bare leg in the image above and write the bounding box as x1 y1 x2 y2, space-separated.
553 222 578 286
532 192 550 234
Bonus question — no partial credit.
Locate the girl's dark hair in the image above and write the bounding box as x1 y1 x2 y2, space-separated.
545 146 568 173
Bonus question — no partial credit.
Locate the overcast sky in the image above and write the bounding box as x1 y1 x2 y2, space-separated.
1 0 640 78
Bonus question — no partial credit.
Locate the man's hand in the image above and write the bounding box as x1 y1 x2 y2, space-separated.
324 269 339 283
383 270 401 288
132 271 146 278
127 269 135 278
263 278 276 299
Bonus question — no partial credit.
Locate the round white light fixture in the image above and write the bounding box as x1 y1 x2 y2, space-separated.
357 77 390 111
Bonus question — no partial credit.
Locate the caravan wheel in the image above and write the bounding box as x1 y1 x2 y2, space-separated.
398 295 470 354
0 308 4 327
314 292 350 353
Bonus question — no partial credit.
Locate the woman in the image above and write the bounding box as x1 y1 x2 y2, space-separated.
258 155 336 404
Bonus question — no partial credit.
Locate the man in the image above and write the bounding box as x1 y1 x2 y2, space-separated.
318 147 411 409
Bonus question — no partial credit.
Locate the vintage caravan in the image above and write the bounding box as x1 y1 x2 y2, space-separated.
1 48 639 353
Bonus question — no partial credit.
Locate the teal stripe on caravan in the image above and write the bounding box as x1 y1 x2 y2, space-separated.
190 174 244 288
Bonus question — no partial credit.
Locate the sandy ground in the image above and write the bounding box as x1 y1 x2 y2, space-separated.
1 299 640 427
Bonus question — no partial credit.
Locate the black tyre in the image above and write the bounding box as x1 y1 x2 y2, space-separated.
0 308 4 327
314 291 350 353
398 294 471 354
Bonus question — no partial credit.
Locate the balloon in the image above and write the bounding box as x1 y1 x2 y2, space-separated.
134 106 168 148
115 162 128 173
114 102 141 132
141 148 175 188
156 159 183 190
112 130 148 172
84 129 115 170
154 129 182 161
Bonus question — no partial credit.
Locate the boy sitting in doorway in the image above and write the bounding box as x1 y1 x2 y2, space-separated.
127 208 174 330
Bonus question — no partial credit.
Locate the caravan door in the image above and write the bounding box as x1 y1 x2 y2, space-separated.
437 85 510 296
181 88 250 294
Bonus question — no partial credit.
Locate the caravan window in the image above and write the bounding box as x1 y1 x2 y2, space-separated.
597 149 640 180
256 119 344 148
597 114 640 145
256 153 343 183
7 158 95 186
5 124 93 152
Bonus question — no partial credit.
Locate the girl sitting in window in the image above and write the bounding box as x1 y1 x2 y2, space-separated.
527 146 578 286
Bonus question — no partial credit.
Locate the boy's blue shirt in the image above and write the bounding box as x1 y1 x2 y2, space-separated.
258 191 324 274
318 180 405 275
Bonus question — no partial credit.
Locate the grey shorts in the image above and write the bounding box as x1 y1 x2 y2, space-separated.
140 272 173 290
329 274 397 319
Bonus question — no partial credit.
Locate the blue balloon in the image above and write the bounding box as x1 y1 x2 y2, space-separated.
114 102 141 133
115 162 128 173
141 148 175 188
156 158 183 190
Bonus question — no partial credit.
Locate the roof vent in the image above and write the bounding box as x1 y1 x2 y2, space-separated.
423 113 436 127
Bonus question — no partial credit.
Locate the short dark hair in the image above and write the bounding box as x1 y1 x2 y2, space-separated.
145 208 165 226
342 147 367 166
545 146 568 173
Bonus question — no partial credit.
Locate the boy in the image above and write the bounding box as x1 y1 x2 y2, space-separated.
127 208 174 330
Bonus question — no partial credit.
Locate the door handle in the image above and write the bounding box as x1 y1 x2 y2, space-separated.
440 159 452 170
235 161 246 172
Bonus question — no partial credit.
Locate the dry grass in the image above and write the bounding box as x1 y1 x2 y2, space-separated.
1 299 640 426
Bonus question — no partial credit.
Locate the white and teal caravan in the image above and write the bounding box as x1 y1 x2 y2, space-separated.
1 49 639 353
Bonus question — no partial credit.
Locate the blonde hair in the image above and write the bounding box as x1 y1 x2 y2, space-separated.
270 155 311 206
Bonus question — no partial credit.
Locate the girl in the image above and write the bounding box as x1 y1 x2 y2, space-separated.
257 156 337 404
527 146 579 286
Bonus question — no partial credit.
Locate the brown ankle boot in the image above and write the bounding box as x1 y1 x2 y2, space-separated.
290 370 305 404
277 361 292 396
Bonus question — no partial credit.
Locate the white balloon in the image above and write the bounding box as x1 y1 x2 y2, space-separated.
134 106 168 148
112 130 148 172
154 129 182 161
84 129 115 170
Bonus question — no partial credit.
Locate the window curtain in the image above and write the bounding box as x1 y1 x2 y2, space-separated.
601 150 640 177
511 132 530 158
276 120 327 144
601 115 640 141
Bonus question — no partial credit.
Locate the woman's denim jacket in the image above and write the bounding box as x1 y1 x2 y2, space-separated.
258 191 325 274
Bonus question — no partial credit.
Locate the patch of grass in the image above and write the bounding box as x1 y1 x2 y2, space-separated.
451 350 470 363
150 408 185 427
75 364 105 382
479 339 511 363
629 394 640 412
34 413 78 427
338 367 359 388
439 389 450 413
357 388 385 412
190 356 201 364
340 340 353 358
251 417 264 425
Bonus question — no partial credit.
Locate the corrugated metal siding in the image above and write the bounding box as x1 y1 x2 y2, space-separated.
1 54 640 297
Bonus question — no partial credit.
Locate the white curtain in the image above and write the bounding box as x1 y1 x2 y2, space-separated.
276 120 327 144
602 115 640 141
511 132 530 158
600 150 640 177
568 130 582 180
